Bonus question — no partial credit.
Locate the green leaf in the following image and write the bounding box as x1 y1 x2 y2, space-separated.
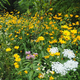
18 0 23 5
61 44 66 49
38 46 42 50
29 71 33 80
35 77 40 80
5 0 10 5
78 46 80 50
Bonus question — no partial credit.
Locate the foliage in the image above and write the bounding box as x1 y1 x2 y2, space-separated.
0 0 10 10
49 0 80 15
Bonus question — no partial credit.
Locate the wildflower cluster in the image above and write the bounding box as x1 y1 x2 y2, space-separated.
25 51 38 59
0 8 80 80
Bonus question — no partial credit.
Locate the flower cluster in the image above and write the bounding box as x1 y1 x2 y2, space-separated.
51 60 78 75
50 47 78 75
13 54 21 68
25 51 38 59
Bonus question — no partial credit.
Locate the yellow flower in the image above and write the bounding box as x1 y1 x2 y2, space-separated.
19 36 22 39
49 21 53 25
9 34 12 37
13 54 20 58
14 46 19 49
45 32 48 34
65 14 68 17
49 41 53 44
15 57 21 62
72 23 75 25
68 27 72 30
47 48 50 52
38 73 44 79
70 14 73 17
6 48 11 52
35 39 39 42
69 23 72 27
63 30 70 36
15 64 19 68
75 15 79 18
10 38 14 40
14 62 18 65
59 38 66 44
55 52 60 56
51 25 54 27
50 53 55 56
72 38 77 43
58 13 62 16
36 67 41 70
54 21 56 23
0 25 2 29
54 27 58 30
29 25 34 29
49 76 54 80
24 70 28 74
46 25 50 29
37 36 45 41
71 34 76 38
63 36 71 41
49 45 51 47
17 11 20 14
49 8 53 11
77 35 80 40
15 35 18 37
49 39 57 44
49 33 53 36
44 55 50 59
61 25 68 29
40 17 43 20
70 29 77 34
76 21 79 25
37 20 40 24
52 39 57 43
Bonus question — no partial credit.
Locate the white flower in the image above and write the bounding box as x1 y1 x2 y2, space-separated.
62 49 75 59
64 59 78 71
50 47 58 53
51 60 78 76
51 62 67 75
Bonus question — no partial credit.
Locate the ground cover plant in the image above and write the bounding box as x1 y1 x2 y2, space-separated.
0 8 80 80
